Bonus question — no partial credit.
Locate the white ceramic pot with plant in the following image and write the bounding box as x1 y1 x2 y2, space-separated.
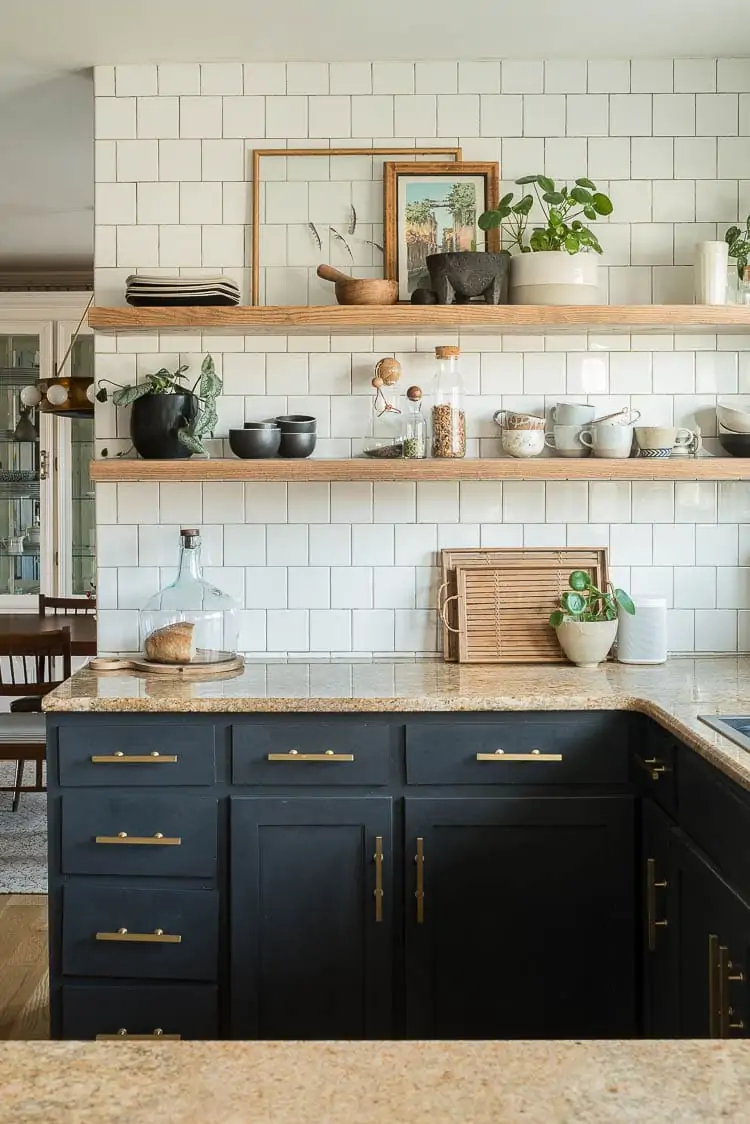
479 175 612 305
549 570 635 669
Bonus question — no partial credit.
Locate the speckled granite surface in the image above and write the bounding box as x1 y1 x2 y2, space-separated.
43 656 750 792
1 1040 748 1124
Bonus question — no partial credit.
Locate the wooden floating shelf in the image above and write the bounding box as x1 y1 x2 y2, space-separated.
88 304 750 336
90 458 750 483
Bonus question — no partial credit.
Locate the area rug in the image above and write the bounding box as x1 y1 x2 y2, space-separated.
0 763 47 893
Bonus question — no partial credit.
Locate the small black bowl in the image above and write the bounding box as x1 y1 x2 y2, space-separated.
243 421 280 430
229 426 281 458
275 414 317 433
719 432 750 457
279 431 317 458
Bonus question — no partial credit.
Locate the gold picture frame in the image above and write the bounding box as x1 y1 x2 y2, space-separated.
250 146 462 305
383 161 501 302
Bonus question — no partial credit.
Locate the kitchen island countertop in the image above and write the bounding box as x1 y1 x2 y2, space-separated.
1 1039 748 1124
43 656 750 793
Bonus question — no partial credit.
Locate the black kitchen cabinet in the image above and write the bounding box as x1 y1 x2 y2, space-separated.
640 799 678 1036
230 796 393 1039
404 795 636 1039
672 829 750 1039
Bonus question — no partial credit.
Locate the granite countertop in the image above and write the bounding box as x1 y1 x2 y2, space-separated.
1 1040 748 1123
43 656 750 793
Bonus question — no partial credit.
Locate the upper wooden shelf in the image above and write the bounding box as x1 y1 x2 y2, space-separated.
90 458 750 483
88 304 750 336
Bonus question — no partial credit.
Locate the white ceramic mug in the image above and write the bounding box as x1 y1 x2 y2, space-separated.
544 424 590 458
550 402 596 427
580 423 635 459
635 426 695 451
501 428 545 458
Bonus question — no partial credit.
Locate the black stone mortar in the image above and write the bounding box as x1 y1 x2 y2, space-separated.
426 251 511 305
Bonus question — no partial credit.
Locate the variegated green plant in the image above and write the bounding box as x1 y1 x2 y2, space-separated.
96 354 221 457
549 570 635 628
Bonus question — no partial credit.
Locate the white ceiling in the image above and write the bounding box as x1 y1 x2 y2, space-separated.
3 0 750 63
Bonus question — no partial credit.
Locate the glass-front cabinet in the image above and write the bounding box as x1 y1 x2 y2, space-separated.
0 295 94 608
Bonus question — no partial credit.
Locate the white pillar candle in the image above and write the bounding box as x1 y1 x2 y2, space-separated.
694 241 729 305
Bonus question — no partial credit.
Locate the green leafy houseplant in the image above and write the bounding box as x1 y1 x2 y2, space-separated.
725 218 750 279
549 570 635 628
478 175 613 255
97 354 222 456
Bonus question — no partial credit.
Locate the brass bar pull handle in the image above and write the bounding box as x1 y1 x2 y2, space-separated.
720 949 747 1036
96 1029 181 1041
95 832 182 846
373 835 384 923
267 750 354 762
91 752 178 764
709 934 721 1038
476 749 562 762
634 754 671 782
415 837 425 925
646 857 668 953
95 927 182 944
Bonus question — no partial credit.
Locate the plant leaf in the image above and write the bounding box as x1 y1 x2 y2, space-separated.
543 191 565 205
512 194 534 216
478 211 503 230
348 205 357 235
112 383 150 407
569 570 591 591
565 233 580 253
308 222 322 250
575 177 596 189
614 588 636 615
549 610 565 628
592 192 613 216
562 591 586 615
515 174 541 185
177 430 206 455
538 175 555 193
95 387 108 403
330 227 353 260
570 186 593 205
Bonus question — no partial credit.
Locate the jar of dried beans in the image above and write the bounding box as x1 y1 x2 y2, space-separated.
431 345 466 458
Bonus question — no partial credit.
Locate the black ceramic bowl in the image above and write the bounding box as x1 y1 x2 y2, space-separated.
275 414 317 433
229 425 281 458
279 431 317 458
719 432 750 457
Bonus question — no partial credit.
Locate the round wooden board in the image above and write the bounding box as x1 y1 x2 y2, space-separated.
90 654 245 678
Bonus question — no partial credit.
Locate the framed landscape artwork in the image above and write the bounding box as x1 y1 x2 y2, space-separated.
383 162 500 301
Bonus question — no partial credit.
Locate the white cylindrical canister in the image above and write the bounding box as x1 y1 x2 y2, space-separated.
694 241 729 305
616 597 668 665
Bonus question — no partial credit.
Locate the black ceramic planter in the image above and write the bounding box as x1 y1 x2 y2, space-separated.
131 393 196 459
426 250 511 305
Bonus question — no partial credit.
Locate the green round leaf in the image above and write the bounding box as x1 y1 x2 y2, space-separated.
549 610 565 628
513 194 534 216
542 191 565 205
583 206 597 221
592 193 613 216
478 212 502 231
515 174 540 185
499 192 514 208
569 570 591 592
725 226 741 244
548 209 563 227
575 177 596 189
570 186 593 205
538 176 555 193
562 591 586 615
95 387 108 403
565 233 580 253
614 589 636 615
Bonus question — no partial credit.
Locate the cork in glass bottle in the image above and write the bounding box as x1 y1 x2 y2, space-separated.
431 345 466 458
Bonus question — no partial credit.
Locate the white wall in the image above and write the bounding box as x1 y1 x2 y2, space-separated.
94 58 750 657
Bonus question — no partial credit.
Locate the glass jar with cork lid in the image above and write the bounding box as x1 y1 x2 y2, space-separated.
431 345 466 458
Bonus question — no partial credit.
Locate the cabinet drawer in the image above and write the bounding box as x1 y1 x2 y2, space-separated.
405 714 628 785
630 721 676 814
232 722 391 785
61 794 218 878
62 885 218 981
61 983 218 1040
58 724 215 787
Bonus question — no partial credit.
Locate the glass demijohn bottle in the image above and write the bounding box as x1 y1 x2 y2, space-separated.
140 528 240 659
431 345 466 458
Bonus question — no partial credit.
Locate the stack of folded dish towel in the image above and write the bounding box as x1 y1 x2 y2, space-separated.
125 274 241 306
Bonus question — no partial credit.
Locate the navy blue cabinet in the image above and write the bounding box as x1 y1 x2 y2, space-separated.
230 796 393 1039
404 795 636 1039
640 799 678 1037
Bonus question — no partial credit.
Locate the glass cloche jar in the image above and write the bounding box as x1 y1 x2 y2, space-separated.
140 528 240 660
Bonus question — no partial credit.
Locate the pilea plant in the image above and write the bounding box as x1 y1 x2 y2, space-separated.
549 570 635 628
96 354 221 456
479 175 613 254
725 217 750 279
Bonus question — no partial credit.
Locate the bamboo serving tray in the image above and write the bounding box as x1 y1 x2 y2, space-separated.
438 547 609 661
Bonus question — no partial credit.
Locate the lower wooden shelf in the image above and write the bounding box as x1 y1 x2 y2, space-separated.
89 457 750 483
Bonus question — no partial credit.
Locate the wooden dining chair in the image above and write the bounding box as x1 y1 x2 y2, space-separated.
39 594 96 617
0 628 71 811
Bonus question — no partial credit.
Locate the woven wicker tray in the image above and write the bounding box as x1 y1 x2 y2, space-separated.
439 547 609 663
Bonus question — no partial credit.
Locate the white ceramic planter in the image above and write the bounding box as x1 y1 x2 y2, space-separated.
510 252 600 306
554 619 618 668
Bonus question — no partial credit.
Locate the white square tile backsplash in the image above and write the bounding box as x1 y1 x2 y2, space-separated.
95 56 750 655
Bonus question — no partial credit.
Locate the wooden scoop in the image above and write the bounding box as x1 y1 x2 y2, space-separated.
317 264 398 306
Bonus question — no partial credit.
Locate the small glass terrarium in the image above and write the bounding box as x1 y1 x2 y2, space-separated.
364 357 403 458
140 528 239 660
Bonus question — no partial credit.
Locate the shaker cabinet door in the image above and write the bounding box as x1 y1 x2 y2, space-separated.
404 795 636 1040
640 799 679 1037
230 796 393 1040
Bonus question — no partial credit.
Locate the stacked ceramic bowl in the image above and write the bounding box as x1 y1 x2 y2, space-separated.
717 403 750 457
493 410 546 458
229 415 317 459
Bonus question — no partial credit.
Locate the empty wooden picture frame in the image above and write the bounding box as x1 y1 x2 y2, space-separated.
383 161 501 302
251 147 462 306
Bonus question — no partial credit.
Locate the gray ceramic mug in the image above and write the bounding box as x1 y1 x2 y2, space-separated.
550 402 596 426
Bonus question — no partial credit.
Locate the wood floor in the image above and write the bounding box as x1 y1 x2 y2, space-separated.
0 895 49 1040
